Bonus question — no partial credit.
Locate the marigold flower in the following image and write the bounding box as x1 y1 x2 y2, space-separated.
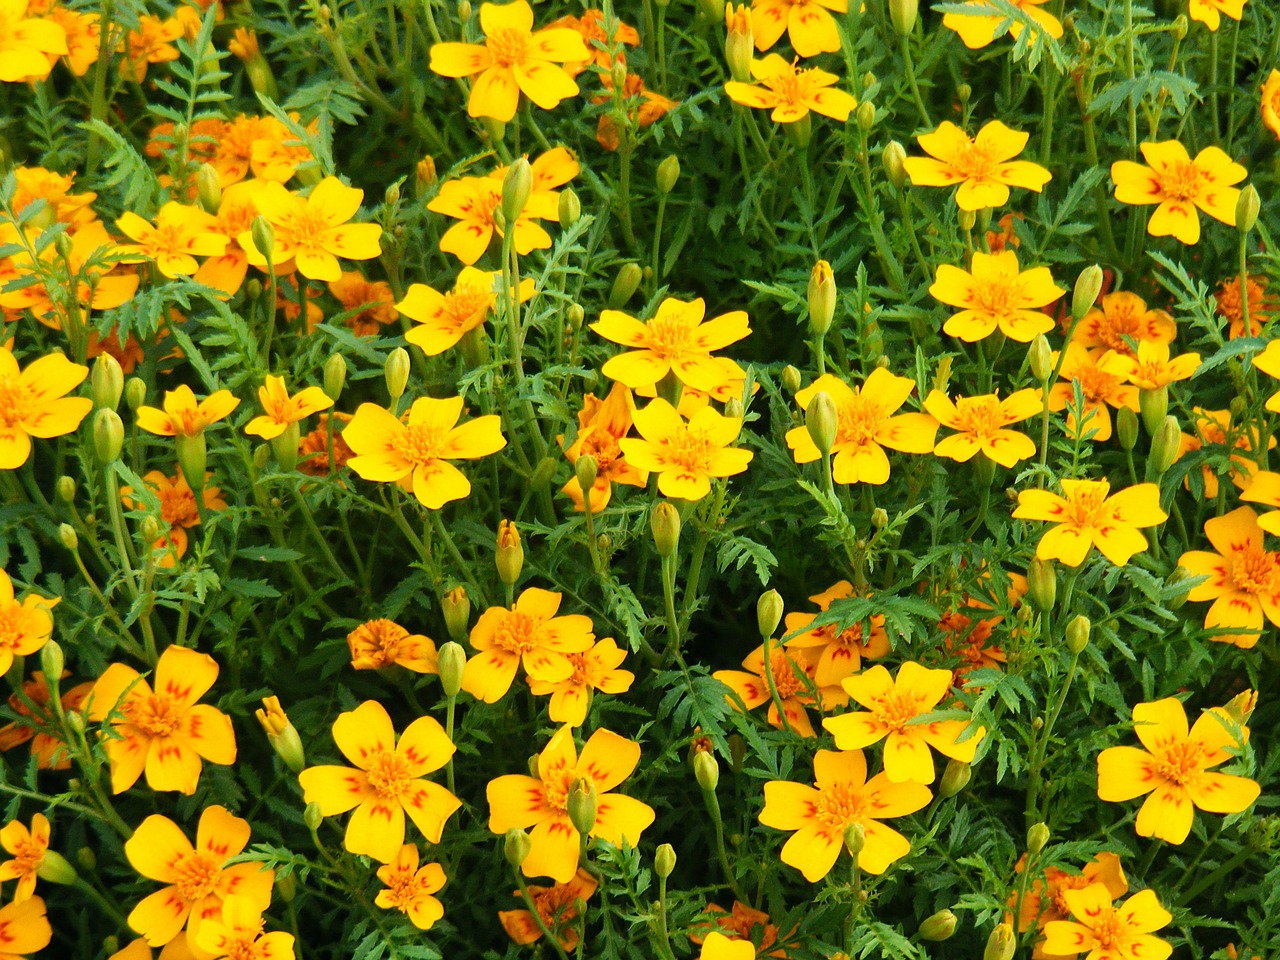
119 13 182 82
715 643 847 737
1008 852 1127 951
208 114 282 185
1111 141 1246 245
499 868 597 950
1047 345 1138 442
429 0 589 121
1072 292 1176 357
0 347 92 469
115 202 228 279
1248 341 1280 417
297 412 354 476
399 267 534 355
0 897 51 958
941 0 1063 49
428 178 543 265
930 251 1062 343
124 806 274 947
244 375 333 441
1241 471 1280 536
1263 70 1280 140
1013 479 1166 567
327 270 398 336
560 383 649 512
724 54 856 124
782 581 890 687
298 700 460 863
194 894 294 960
241 177 382 282
1127 341 1200 390
136 385 240 438
0 570 56 676
487 726 655 882
593 73 679 151
89 646 236 794
0 0 67 82
0 670 92 770
1188 0 1246 31
529 637 635 726
1216 274 1274 339
759 749 931 881
347 618 439 673
903 121 1052 211
121 469 226 566
621 398 750 499
1041 885 1171 960
0 222 140 328
786 371 937 485
924 388 1042 467
750 0 847 56
249 114 319 183
0 812 51 902
690 902 795 959
7 165 97 229
1176 506 1280 648
374 845 446 931
1098 697 1259 845
343 396 505 509
549 9 639 75
823 661 983 784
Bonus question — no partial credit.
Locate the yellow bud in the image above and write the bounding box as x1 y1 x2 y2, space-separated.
1027 557 1057 613
384 347 410 404
938 759 971 798
415 155 438 197
724 4 753 83
502 157 533 224
808 260 836 336
505 827 531 867
918 909 958 941
657 155 681 195
496 519 524 586
40 639 64 682
1027 822 1050 855
655 843 676 879
558 187 581 227
93 408 124 464
568 777 598 835
1170 13 1188 39
984 924 1016 960
1221 689 1257 725
567 303 586 329
1028 334 1053 382
196 162 222 214
91 353 124 410
693 750 719 791
805 392 838 458
255 696 306 773
889 0 918 35
957 83 971 103
609 263 643 308
882 141 907 190
781 365 802 395
58 523 78 551
458 0 472 22
724 396 744 420
843 822 865 856
651 501 681 558
957 208 977 232
870 507 888 529
1065 614 1090 655
1236 185 1260 235
1072 264 1104 321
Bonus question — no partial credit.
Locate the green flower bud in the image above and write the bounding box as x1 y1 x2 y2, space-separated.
693 749 719 791
196 162 222 214
505 827 531 867
781 365 802 395
1116 406 1139 452
58 523 78 551
890 0 918 35
496 519 524 587
458 0 472 23
324 353 347 402
442 588 471 643
270 422 300 472
277 872 297 902
724 396 744 420
657 155 680 195
984 923 1016 960
957 83 971 104
54 231 73 261
1140 385 1168 436
805 392 838 458
843 822 865 856
1065 614 1090 655
1164 566 1193 610
1027 557 1057 613
918 909 958 941
857 100 875 131
1027 822 1050 855
1146 414 1181 479
304 801 324 832
567 302 586 330
1170 13 1187 39
757 589 784 639
558 188 581 228
91 354 124 411
808 260 836 337
1072 264 1104 322
568 777 598 835
576 456 599 501
1236 184 1260 234
651 501 681 558
938 759 971 798
655 843 676 879
251 215 276 262
1029 335 1054 382
384 347 410 405
724 4 753 84
609 263 643 309
175 433 208 497
531 456 559 489
882 141 907 190
957 208 977 232
36 849 78 886
76 847 96 871
252 443 270 470
56 476 75 503
93 408 124 464
502 157 533 225
438 640 467 697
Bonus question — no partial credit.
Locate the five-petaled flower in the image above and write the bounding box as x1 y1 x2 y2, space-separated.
1072 291 1176 358
749 0 848 56
528 637 635 727
924 388 1042 467
1040 884 1172 960
398 267 535 356
724 54 856 124
1176 506 1280 648
499 868 597 951
115 202 228 279
620 398 753 502
1047 345 1138 443
930 250 1063 343
941 0 1063 49
136 385 240 438
244 374 334 441
1111 141 1246 245
782 580 891 687
1014 479 1166 567
0 347 93 470
714 643 847 737
374 845 447 931
0 570 57 677
1188 0 1246 32
241 177 383 282
0 812 51 902
195 894 296 960
903 121 1052 211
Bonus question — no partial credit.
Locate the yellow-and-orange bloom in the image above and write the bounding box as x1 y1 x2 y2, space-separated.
528 637 635 727
786 371 937 485
690 902 796 960
118 13 182 81
941 0 1063 48
0 812 51 902
1188 0 1246 31
121 469 226 566
715 643 847 738
1217 274 1274 339
1097 697 1259 845
0 1 67 83
759 749 931 881
1111 141 1246 245
487 726 655 882
1047 345 1138 442
924 388 1042 467
124 806 274 948
342 396 506 509
1176 506 1280 648
1008 852 1127 952
194 894 295 960
1249 339 1280 413
620 399 753 501
782 580 890 687
930 251 1063 343
1014 479 1165 567
398 267 534 356
329 270 399 337
1072 291 1176 357
903 121 1052 211
374 845 446 931
1127 341 1201 390
298 700 460 863
136 385 240 438
1041 885 1171 960
499 868 597 951
347 618 439 673
0 222 138 328
750 0 847 56
549 10 639 75
244 375 333 441
823 661 983 784
0 897 51 958
0 347 92 469
462 587 595 703
428 0 589 121
0 671 92 771
115 202 228 279
241 177 383 282
1176 407 1271 498
724 55 856 124
560 383 649 512
0 570 56 676
1263 69 1280 140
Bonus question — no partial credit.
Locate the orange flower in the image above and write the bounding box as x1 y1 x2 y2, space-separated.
1072 292 1176 357
0 0 67 83
498 868 597 950
550 9 639 75
593 73 678 151
560 383 649 512
1008 852 1127 952
244 375 333 441
690 902 795 959
398 267 534 355
121 469 227 566
0 897 51 958
0 670 92 770
374 845 446 931
1176 506 1280 648
1216 274 1274 339
930 251 1063 343
119 13 182 81
1263 69 1280 140
115 202 228 279
328 270 399 336
1175 408 1270 498
750 0 848 56
1041 885 1171 960
528 637 635 726
347 618 439 673
1188 0 1246 31
924 388 1042 467
941 0 1062 48
297 412 354 476
781 581 890 687
714 643 847 737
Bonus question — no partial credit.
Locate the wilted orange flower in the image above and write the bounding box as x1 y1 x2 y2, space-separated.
499 868 597 951
0 670 92 770
0 570 56 676
1047 345 1138 442
560 383 649 512
528 637 635 726
375 845 446 931
297 412 354 476
690 902 795 959
750 0 847 56
941 0 1063 48
782 580 890 687
122 469 227 566
1177 506 1280 647
329 270 399 336
1111 141 1246 245
399 267 534 355
136 385 240 438
0 812 51 902
0 0 67 83
930 250 1063 343
88 327 149 375
986 212 1023 252
0 346 92 469
1188 0 1246 31
903 121 1052 211
593 72 678 151
724 54 857 124
715 643 847 737
1216 274 1274 339
1073 292 1176 357
348 618 439 673
1014 479 1166 567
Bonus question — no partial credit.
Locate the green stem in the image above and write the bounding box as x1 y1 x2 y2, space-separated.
515 867 573 960
900 36 932 129
700 782 747 903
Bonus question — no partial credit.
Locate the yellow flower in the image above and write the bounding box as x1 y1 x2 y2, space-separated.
244 375 333 441
487 726 656 882
118 13 182 82
428 171 562 266
903 121 1052 211
136 385 240 438
428 0 589 121
1008 853 1128 946
1176 408 1270 498
0 897 51 958
0 0 67 82
1127 341 1200 390
1097 697 1259 845
1111 141 1246 245
347 618 439 673
1176 506 1280 648
592 296 750 395
782 581 891 687
1263 69 1280 141
930 250 1063 343
759 749 931 881
1013 479 1166 567
124 806 274 947
195 895 296 960
240 177 383 282
1047 345 1138 442
121 469 226 567
88 645 237 794
0 812 51 902
528 637 635 727
724 54 857 123
298 700 460 863
398 267 534 356
1188 0 1246 31
785 371 937 485
1072 291 1176 358
343 396 505 508
924 388 1042 467
941 0 1063 49
620 398 753 501
0 347 92 469
1041 885 1171 960
375 845 447 931
823 661 984 784
714 643 847 737
0 570 56 677
749 0 847 56
115 202 229 279
559 383 649 512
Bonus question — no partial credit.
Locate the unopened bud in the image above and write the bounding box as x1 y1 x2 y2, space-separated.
808 260 836 336
1164 566 1192 610
558 188 580 227
575 456 598 500
984 924 1016 960
1117 406 1139 451
54 231 73 260
93 408 124 464
1027 822 1050 855
442 589 471 644
437 640 466 697
1170 13 1188 39
657 155 680 195
567 303 585 330
724 4 753 83
608 263 643 308
1072 264 1104 322
889 0 918 35
505 827 531 867
323 353 347 402
1029 335 1053 382
76 847 96 871
918 909 958 941
175 433 208 496
415 156 438 197
196 163 221 214
651 501 681 558
252 443 270 470
501 157 533 224
757 590 783 639
857 100 875 131
251 215 276 262
56 476 75 503
384 180 401 210
781 365 802 395
871 507 888 529
255 696 306 773
140 515 162 547
1065 614 1090 655
458 0 472 22
1139 386 1168 435
806 392 838 458
58 523 78 550
1236 185 1260 234
957 83 971 104
567 778 597 835
1220 688 1257 724
1147 414 1181 478
496 519 523 586
957 208 977 231
91 354 123 410
384 347 410 404
36 849 77 886
531 456 559 489
655 843 676 879
724 396 744 419
304 801 324 832
276 872 297 902
843 822 865 856
938 759 970 798
882 141 907 190
1027 557 1056 613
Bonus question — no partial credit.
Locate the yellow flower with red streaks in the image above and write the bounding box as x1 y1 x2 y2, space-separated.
241 178 382 282
786 371 937 485
429 0 589 121
195 894 295 960
347 618 439 674
118 13 182 81
194 180 271 295
548 9 639 76
499 868 597 951
724 55 856 124
88 645 237 794
1175 407 1270 498
47 5 100 77
0 812 51 902
374 845 446 931
0 221 139 327
903 121 1052 211
690 901 796 960
625 398 752 499
0 347 92 469
1241 471 1280 537
0 671 92 770
823 661 984 784
298 700 460 863
1176 506 1280 648
782 580 890 687
714 643 847 738
124 806 274 948
560 383 649 512
244 375 333 441
529 637 635 727
1249 339 1280 414
1072 292 1176 358
1041 884 1171 960
930 251 1063 343
1188 0 1246 31
1263 70 1280 140
1008 853 1127 955
427 178 540 266
0 897 51 958
749 0 847 56
1111 141 1246 245
759 749 931 881
486 148 580 213
1127 341 1200 390
1047 345 1138 442
487 725 656 882
342 396 506 509
136 385 240 438
593 296 751 395
115 202 228 279
122 469 226 567
398 267 534 356
924 388 1042 467
1097 697 1259 845
462 587 595 704
0 570 56 676
1014 479 1165 567
941 0 1062 49
0 0 66 82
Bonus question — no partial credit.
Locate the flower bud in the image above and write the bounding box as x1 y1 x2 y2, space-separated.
39 639 64 684
251 215 276 262
608 263 643 308
438 640 466 697
304 801 324 832
1236 184 1260 234
323 353 347 402
567 777 597 835
415 156 438 197
693 749 719 791
781 365 802 395
502 157 533 225
384 347 411 405
58 523 78 551
54 231 73 260
482 117 506 146
384 180 401 210
1146 414 1181 479
657 155 680 195
984 923 1016 960
442 587 471 642
558 187 581 227
651 501 681 558
567 302 585 330
1220 688 1257 725
889 0 918 35
124 378 146 414
575 456 599 501
531 456 559 490
252 443 270 470
196 162 222 214
56 476 75 503
76 847 96 871
91 354 123 410
255 696 306 773
1027 557 1056 613
1029 335 1053 382
93 408 124 464
882 141 907 190
857 100 875 131
1027 822 1050 855
757 589 783 639
1170 13 1188 38
957 82 971 104
1164 566 1192 610
918 909 957 941
957 208 977 232
175 433 208 496
808 260 836 336
277 872 297 902
805 392 838 458
1065 614 1090 655
842 822 865 856
66 710 85 734
270 422 300 472
724 4 753 83
1139 385 1168 436
655 843 676 879
36 849 77 886
496 519 524 586
1116 406 1138 452
938 759 971 798
505 827 531 867
1072 264 1104 322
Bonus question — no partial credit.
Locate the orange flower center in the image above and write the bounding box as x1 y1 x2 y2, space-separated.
277 206 332 252
1067 363 1122 403
130 693 183 738
1089 909 1127 949
951 397 1006 438
951 140 997 180
157 482 200 530
393 423 446 468
383 863 433 913
364 749 413 799
643 309 698 359
664 425 719 475
836 397 886 447
350 619 409 667
530 881 579 924
1063 486 1108 526
221 928 266 960
763 66 810 106
1155 160 1205 202
1094 307 1143 355
813 782 867 832
867 689 926 732
171 849 221 902
150 221 188 254
9 836 45 875
1151 737 1207 786
0 603 35 650
969 275 1022 317
1230 543 1279 596
540 765 575 813
487 27 530 67
443 282 493 330
581 432 621 474
0 377 34 428
492 610 546 656
763 651 807 699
